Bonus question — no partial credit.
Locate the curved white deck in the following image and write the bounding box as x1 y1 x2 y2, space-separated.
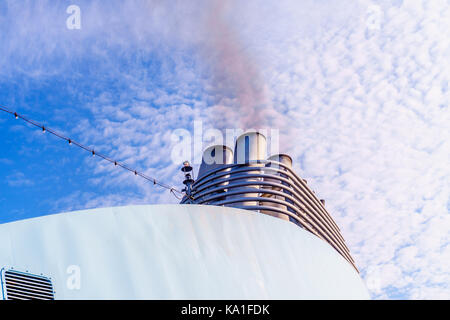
0 204 369 299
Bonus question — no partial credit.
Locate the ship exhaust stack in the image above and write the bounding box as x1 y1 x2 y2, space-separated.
261 154 293 221
234 131 267 164
198 145 233 178
196 145 233 203
180 130 358 271
228 132 267 207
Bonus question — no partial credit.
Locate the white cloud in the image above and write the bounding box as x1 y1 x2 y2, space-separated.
257 0 450 299
6 171 34 187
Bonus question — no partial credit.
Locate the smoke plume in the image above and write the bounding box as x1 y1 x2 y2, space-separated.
203 0 272 131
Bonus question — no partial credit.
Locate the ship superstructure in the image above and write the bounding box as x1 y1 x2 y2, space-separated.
181 132 357 271
0 131 369 300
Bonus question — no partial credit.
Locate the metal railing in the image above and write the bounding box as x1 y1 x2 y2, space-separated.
181 160 358 272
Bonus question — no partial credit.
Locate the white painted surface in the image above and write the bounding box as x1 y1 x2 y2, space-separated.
0 204 369 299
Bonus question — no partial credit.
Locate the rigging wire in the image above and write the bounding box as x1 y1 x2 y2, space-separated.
0 105 183 195
170 189 183 200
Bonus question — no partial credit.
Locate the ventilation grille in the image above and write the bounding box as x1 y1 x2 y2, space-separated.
3 270 54 300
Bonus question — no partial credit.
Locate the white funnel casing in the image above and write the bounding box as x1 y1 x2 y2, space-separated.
265 154 293 191
194 134 294 221
196 145 234 204
184 134 360 274
234 131 267 164
198 145 233 178
267 154 292 171
227 132 267 208
261 154 293 221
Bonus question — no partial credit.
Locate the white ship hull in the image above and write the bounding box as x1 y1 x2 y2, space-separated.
0 204 369 299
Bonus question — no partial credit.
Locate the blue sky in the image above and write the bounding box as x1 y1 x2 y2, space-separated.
0 0 449 299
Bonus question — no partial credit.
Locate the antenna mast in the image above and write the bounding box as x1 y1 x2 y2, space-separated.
181 161 194 203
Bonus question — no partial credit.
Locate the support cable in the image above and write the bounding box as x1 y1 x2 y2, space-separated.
0 105 182 195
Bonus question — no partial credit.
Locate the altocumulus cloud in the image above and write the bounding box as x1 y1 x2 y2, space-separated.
0 0 449 299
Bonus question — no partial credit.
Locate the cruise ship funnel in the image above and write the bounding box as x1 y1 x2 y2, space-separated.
198 145 233 178
234 131 267 164
261 154 293 221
